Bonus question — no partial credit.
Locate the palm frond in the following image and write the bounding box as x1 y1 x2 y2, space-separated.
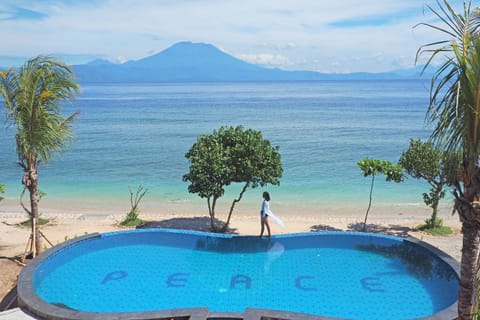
416 0 480 157
0 56 80 165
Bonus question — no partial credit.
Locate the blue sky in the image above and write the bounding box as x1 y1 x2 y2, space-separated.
0 0 470 73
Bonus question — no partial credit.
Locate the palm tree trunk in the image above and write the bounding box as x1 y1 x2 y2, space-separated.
30 185 41 256
25 166 42 257
458 210 480 320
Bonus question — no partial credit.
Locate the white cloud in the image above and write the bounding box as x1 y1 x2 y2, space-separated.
236 53 292 68
0 0 460 72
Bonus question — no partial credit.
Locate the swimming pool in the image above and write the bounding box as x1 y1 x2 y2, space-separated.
17 229 459 320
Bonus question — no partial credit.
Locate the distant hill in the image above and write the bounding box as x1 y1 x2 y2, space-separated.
72 41 425 83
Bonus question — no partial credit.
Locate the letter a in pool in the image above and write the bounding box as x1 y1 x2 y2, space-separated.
230 275 251 289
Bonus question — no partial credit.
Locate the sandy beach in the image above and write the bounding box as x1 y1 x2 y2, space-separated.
0 203 464 311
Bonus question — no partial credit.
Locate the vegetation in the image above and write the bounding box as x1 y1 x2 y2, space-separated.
417 222 453 236
0 56 79 257
399 138 460 229
20 217 50 227
121 185 147 227
0 183 5 202
183 125 283 232
357 158 403 231
415 1 480 318
19 188 49 226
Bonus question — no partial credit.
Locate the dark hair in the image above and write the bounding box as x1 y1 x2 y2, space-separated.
263 191 270 201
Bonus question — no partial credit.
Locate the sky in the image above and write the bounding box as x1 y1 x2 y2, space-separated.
0 0 472 73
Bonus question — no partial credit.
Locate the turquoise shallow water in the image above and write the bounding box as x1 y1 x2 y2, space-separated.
0 80 437 213
32 230 458 319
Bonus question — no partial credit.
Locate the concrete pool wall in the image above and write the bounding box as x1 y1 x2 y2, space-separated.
16 231 460 320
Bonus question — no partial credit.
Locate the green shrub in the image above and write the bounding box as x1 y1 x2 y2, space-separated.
417 220 453 236
21 217 49 227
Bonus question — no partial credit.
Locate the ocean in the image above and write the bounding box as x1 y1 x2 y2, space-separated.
0 80 441 216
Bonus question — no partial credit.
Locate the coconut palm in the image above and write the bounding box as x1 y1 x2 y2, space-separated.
416 1 480 318
0 56 79 257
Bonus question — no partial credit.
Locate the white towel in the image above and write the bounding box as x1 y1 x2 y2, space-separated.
269 211 285 228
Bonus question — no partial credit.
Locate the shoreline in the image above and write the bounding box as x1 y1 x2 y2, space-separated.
0 196 452 217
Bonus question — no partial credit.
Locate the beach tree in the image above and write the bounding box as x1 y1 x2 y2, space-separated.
121 185 148 227
415 1 480 318
357 158 404 231
399 139 460 229
0 183 5 203
183 125 283 232
0 56 79 257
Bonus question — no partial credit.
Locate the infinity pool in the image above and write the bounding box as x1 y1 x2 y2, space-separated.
18 229 459 320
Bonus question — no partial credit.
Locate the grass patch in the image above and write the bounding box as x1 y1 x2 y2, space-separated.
417 224 453 236
120 218 145 227
21 217 50 227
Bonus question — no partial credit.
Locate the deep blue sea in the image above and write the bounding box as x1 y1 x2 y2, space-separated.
0 80 437 215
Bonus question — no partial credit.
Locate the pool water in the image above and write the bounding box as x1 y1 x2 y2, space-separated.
32 230 458 320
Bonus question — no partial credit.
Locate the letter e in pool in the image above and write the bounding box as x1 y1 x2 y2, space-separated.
166 273 190 288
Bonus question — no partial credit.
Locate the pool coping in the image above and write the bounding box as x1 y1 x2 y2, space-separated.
17 230 460 320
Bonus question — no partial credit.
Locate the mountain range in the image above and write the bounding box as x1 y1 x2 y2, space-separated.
68 42 430 83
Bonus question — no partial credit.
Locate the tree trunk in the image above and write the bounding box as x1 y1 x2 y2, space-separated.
31 187 42 256
223 183 249 231
24 166 42 257
429 194 439 228
457 218 480 320
208 196 220 232
429 184 443 227
429 207 438 228
363 174 375 231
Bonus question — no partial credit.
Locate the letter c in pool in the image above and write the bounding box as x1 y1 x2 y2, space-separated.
295 275 317 291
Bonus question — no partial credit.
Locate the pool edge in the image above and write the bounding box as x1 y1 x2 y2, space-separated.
16 230 460 320
404 236 460 320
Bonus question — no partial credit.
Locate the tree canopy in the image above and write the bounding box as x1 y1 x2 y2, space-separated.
183 125 283 231
357 157 403 230
399 139 460 228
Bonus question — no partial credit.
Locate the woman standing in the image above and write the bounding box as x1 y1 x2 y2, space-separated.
260 191 272 237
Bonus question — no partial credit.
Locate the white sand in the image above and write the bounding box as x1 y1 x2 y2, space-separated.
0 203 463 261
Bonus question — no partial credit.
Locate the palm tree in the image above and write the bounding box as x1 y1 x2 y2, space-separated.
0 56 79 257
416 1 480 318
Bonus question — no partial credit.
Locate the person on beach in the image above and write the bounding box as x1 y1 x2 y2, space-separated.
260 191 272 237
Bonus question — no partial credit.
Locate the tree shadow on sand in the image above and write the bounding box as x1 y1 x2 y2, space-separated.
309 223 416 237
137 216 238 234
347 222 416 237
310 224 343 232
